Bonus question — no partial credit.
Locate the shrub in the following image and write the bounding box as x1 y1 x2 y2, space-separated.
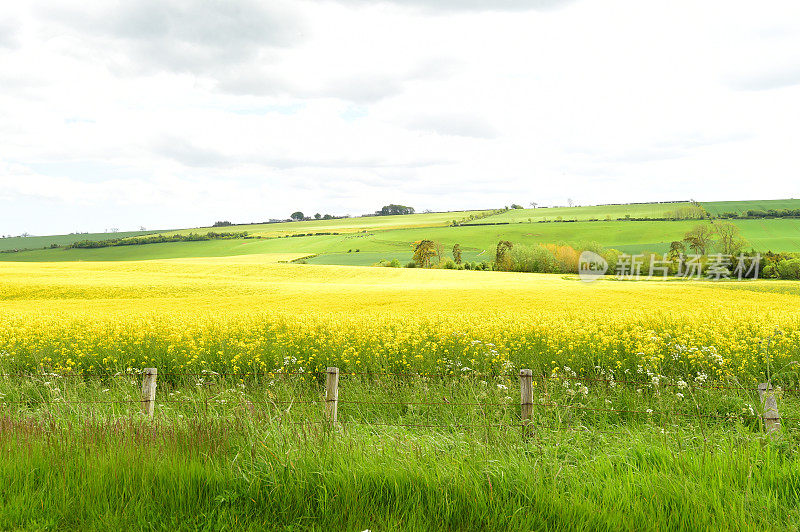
544 244 580 273
777 258 800 280
509 244 559 273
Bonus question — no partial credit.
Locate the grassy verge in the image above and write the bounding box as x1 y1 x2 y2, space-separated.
1 375 799 530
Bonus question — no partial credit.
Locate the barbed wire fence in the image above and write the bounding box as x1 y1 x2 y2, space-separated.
0 367 787 436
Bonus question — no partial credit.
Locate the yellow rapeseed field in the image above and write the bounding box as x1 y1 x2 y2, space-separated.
1 258 799 384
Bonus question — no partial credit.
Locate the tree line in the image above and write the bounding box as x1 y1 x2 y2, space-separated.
387 222 800 279
69 232 248 249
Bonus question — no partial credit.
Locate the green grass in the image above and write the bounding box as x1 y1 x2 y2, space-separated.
702 199 800 216
6 201 800 265
305 250 490 266
378 220 698 255
0 229 161 252
733 219 800 253
0 373 799 530
8 218 800 263
1 220 702 262
164 210 492 238
476 202 692 224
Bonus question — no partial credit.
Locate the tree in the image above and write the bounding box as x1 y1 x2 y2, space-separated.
510 204 523 209
314 213 322 220
377 204 415 216
714 221 746 255
434 241 445 265
567 198 574 207
529 202 538 208
412 240 437 268
290 211 305 221
495 240 513 271
667 240 685 261
452 243 462 265
683 224 715 255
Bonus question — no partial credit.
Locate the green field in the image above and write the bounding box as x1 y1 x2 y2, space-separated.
1 220 702 263
165 209 492 238
5 218 800 264
734 218 800 252
474 202 692 224
4 200 800 265
701 198 800 216
0 229 161 252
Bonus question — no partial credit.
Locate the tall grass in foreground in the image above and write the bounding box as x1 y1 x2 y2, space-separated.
1 414 799 531
1 376 800 530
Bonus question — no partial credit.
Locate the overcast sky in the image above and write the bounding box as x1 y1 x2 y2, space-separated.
1 0 799 235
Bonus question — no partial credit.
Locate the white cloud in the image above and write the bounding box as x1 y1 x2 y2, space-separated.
1 0 800 235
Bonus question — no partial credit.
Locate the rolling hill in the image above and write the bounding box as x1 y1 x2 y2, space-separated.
3 200 800 265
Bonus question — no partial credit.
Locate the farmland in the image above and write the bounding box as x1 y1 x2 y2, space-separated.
2 257 800 528
0 228 161 252
702 198 800 216
470 201 693 223
4 200 800 267
3 203 800 529
3 258 800 379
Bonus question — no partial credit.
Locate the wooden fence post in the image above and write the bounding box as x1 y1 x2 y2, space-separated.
325 367 339 426
520 369 533 436
141 368 157 418
758 383 781 435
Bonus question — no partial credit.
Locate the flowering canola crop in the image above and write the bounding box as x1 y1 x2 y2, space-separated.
1 259 799 384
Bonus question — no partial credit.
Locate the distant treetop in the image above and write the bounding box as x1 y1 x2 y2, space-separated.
377 204 415 216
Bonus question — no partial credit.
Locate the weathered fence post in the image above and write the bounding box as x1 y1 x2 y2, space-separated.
325 367 339 426
141 368 157 418
520 369 533 437
758 383 781 435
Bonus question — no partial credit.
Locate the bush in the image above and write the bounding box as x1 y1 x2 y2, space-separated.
374 259 401 268
509 245 559 273
405 261 416 268
777 258 800 280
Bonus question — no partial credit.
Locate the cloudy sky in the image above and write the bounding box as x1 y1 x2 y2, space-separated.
1 0 799 235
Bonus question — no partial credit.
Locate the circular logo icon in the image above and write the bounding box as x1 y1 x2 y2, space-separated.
578 251 608 282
